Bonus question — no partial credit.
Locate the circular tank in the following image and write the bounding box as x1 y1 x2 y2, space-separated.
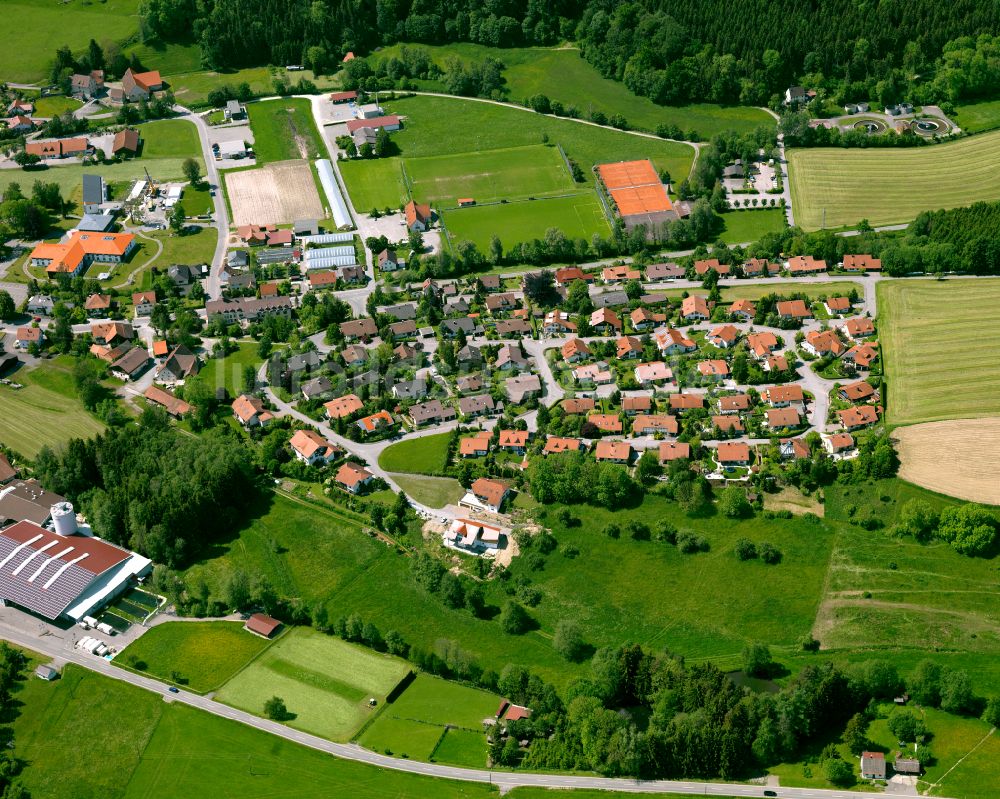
50 501 77 536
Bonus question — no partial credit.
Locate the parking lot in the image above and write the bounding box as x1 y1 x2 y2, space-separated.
207 123 256 169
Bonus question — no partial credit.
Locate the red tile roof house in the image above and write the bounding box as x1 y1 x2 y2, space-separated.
697 359 730 380
776 299 812 320
803 329 845 358
708 325 740 348
718 394 750 414
561 397 596 415
463 477 511 513
14 327 43 350
716 441 751 467
840 316 876 340
728 299 755 321
561 338 591 363
712 415 745 435
825 432 856 454
594 440 633 463
742 258 778 276
670 393 704 412
245 613 282 638
680 295 710 321
824 296 852 315
764 354 789 373
289 429 341 465
843 342 879 370
460 430 492 457
838 404 879 431
404 200 432 232
498 429 530 454
554 266 594 286
120 68 163 101
232 394 274 428
622 395 652 415
659 441 691 462
588 414 623 434
841 254 882 272
839 381 877 402
357 410 395 434
654 327 696 355
617 335 644 359
747 332 779 359
786 255 827 274
324 393 364 420
632 414 678 435
780 437 811 460
763 384 805 408
630 307 665 331
590 307 622 334
766 407 801 430
335 462 374 493
694 258 729 276
601 265 641 282
544 436 583 454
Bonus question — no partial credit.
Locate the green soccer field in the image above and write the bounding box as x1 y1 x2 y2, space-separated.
215 627 411 740
878 278 1000 425
442 193 610 251
405 144 575 206
788 131 1000 230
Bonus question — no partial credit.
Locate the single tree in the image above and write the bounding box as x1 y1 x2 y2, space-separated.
264 696 288 720
182 158 202 186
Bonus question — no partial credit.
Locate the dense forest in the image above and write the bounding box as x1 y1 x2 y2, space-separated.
135 0 1000 106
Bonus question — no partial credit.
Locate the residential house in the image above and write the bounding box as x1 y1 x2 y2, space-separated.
112 128 140 156
680 295 710 321
497 343 529 371
485 293 518 315
708 325 740 348
634 361 673 385
572 362 613 385
457 374 484 393
404 200 433 232
659 441 691 462
839 381 876 402
542 310 576 336
840 317 876 340
143 386 190 418
232 394 274 428
718 394 750 414
694 258 729 276
592 290 628 308
84 293 112 317
670 393 704 412
780 437 811 460
26 295 54 316
224 100 246 121
601 265 641 282
389 320 418 340
544 437 583 454
342 345 368 366
765 354 789 373
776 299 812 320
838 405 879 431
340 318 378 341
594 441 632 464
588 414 623 434
654 327 696 355
335 462 374 494
495 318 533 338
444 297 470 315
622 395 652 415
444 518 504 552
766 407 801 429
697 360 730 380
786 255 826 274
742 258 778 276
459 430 492 457
729 299 755 321
561 397 595 415
132 291 156 317
803 329 845 358
646 263 685 281
825 433 855 454
458 395 496 419
408 399 456 426
632 414 678 435
14 327 42 350
824 296 852 315
843 342 879 370
841 254 882 272
498 429 530 454
478 274 502 292
464 477 510 513
617 335 644 359
154 345 199 384
713 415 745 435
391 378 427 401
110 346 151 381
90 321 133 346
377 249 401 271
630 307 665 331
289 429 341 465
763 385 805 408
561 338 590 363
860 752 886 781
308 270 338 290
120 68 163 101
70 70 104 98
393 343 418 364
716 441 751 467
505 374 542 404
554 266 593 287
286 351 323 375
302 376 333 400
590 308 622 334
441 317 480 338
324 393 364 420
357 410 395 435
747 332 779 359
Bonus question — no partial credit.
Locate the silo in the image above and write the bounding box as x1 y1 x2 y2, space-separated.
50 502 77 536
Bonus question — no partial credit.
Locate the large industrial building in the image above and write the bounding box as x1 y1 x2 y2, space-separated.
0 480 151 623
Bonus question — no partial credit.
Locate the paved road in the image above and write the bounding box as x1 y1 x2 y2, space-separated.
0 614 937 799
173 105 229 299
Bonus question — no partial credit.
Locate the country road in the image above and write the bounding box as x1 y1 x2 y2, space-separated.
0 614 945 799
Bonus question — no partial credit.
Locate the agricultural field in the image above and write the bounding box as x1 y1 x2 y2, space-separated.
225 160 324 226
339 157 408 211
0 356 105 458
391 474 466 509
953 99 1000 133
878 279 1000 425
895 419 1000 505
247 98 325 164
443 193 610 251
115 621 271 692
378 432 451 474
716 208 787 244
406 144 574 206
788 131 1000 229
372 43 774 138
0 0 141 83
359 674 499 765
216 628 411 740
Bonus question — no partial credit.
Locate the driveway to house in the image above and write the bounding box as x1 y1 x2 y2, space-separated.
0 610 953 799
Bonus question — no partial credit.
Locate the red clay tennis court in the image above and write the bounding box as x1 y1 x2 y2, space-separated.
598 159 661 189
599 159 673 215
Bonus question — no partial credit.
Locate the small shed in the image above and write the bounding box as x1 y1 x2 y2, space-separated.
894 758 921 775
34 664 59 681
457 198 475 207
245 613 282 638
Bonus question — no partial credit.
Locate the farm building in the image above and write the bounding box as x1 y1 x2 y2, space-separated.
598 159 681 236
0 514 151 623
245 613 282 638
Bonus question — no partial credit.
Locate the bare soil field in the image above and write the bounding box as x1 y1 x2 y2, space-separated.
225 160 323 226
895 419 1000 505
763 486 825 517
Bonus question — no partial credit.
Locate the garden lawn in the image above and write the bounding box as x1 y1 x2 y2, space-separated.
378 432 452 474
340 157 408 211
138 119 205 160
406 144 575 206
373 43 773 138
0 357 104 458
0 0 141 83
953 99 1000 134
384 95 694 185
216 627 410 740
442 193 609 251
788 131 1000 229
144 224 218 266
247 98 326 164
32 95 82 117
115 621 271 692
717 208 786 244
878 279 1000 425
390 474 465 508
200 341 263 396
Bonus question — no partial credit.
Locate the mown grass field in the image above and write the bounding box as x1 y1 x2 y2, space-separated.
953 99 1000 134
115 621 271 692
717 208 786 244
652 280 863 303
200 341 264 396
443 193 610 251
137 119 205 160
373 43 774 138
360 674 498 764
143 224 218 265
878 278 1000 425
788 131 1000 229
378 432 452 474
339 157 408 211
0 356 104 458
32 94 82 117
247 98 326 164
407 144 574 206
216 627 411 740
0 0 141 83
391 474 466 508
